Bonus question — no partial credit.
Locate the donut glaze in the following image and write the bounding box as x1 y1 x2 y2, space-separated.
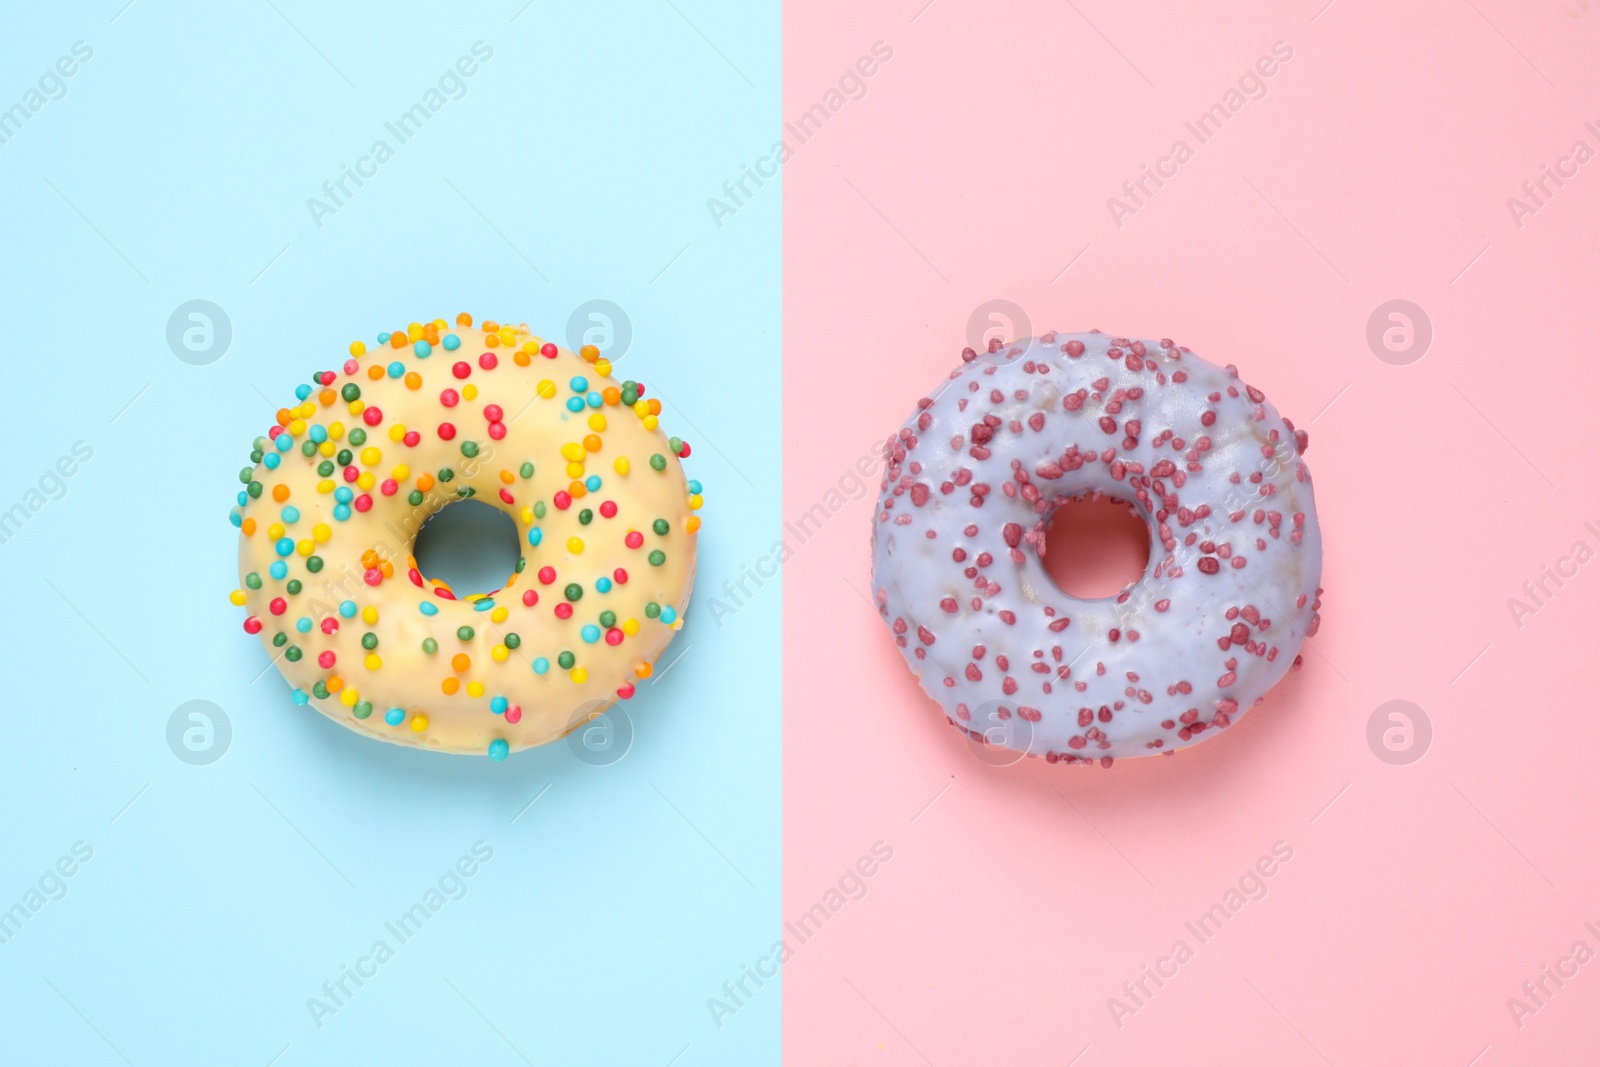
870 332 1323 765
229 315 700 758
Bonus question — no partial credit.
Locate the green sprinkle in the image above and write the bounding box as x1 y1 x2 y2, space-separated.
306 556 323 573
317 460 336 477
353 701 373 720
564 583 583 602
533 501 547 519
247 481 263 498
457 626 475 641
285 646 302 662
515 556 527 574
422 637 438 654
300 441 318 457
558 651 575 670
312 681 330 699
652 519 670 536
245 572 262 590
285 579 302 595
361 632 378 650
348 427 368 446
645 602 661 618
341 383 361 402
438 468 455 483
238 467 253 484
599 610 616 628
505 633 521 650
249 448 264 463
578 508 593 525
668 437 683 454
648 550 666 566
337 449 353 466
519 461 535 479
408 490 424 506
461 441 480 458
272 631 288 648
649 454 667 472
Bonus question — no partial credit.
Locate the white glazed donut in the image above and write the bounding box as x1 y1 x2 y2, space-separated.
870 331 1323 765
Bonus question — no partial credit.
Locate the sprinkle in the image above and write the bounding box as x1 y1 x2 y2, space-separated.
488 738 509 760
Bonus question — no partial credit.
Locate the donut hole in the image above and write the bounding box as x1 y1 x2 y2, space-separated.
1039 494 1151 600
412 499 522 596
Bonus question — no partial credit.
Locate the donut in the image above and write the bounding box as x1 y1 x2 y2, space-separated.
870 331 1323 765
228 314 702 759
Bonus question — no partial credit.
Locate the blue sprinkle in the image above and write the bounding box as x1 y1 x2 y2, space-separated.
580 624 601 643
413 340 432 358
473 599 494 612
565 397 585 413
584 474 601 491
228 511 242 528
385 708 405 726
487 738 509 761
334 486 353 504
275 434 292 451
296 617 312 633
532 657 550 675
339 600 358 618
295 384 312 401
275 538 294 556
569 376 588 392
442 334 460 351
269 560 288 579
586 392 603 408
490 696 508 714
688 480 702 494
333 504 351 521
387 361 405 378
419 601 438 616
309 424 329 443
527 528 543 547
595 576 612 594
291 689 310 706
236 491 249 506
377 332 391 344
281 506 299 524
263 453 281 470
660 605 677 625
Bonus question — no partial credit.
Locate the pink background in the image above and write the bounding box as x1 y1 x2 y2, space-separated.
782 0 1600 1063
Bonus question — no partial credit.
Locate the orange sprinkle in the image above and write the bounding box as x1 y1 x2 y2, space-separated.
404 371 422 390
647 398 662 415
568 480 587 498
441 677 460 695
417 473 435 492
366 364 385 380
361 549 379 568
272 484 290 503
686 515 701 534
319 388 337 406
327 674 345 692
635 662 653 679
379 560 394 578
276 408 293 427
513 350 531 367
451 653 471 672
484 333 500 348
602 387 621 405
389 332 407 349
583 434 602 452
483 320 499 333
456 312 473 326
499 469 514 484
241 517 257 536
580 344 599 363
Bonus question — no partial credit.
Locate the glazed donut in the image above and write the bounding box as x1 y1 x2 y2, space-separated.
870 331 1323 765
228 314 702 759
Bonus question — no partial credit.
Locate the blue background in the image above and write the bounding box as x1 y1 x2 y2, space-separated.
0 2 781 1063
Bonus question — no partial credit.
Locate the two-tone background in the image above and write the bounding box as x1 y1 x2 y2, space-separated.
2 1 1598 1063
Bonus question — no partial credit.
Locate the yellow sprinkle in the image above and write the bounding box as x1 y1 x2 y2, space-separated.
520 505 534 525
296 539 314 557
567 537 584 554
349 399 365 416
407 322 425 341
537 379 557 399
229 590 246 606
313 523 332 543
356 472 376 490
466 681 485 698
498 327 516 346
463 384 478 401
490 606 509 623
388 424 407 442
560 442 585 462
360 446 382 467
689 494 703 510
613 457 630 475
587 413 607 431
288 419 306 436
595 359 612 378
642 415 659 431
491 644 509 662
317 479 336 494
340 687 359 707
409 713 429 732
361 606 379 623
565 462 586 479
432 318 447 331
329 422 345 440
570 667 588 684
364 653 383 670
350 341 367 357
632 400 650 417
267 522 286 540
391 464 410 481
622 618 639 636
